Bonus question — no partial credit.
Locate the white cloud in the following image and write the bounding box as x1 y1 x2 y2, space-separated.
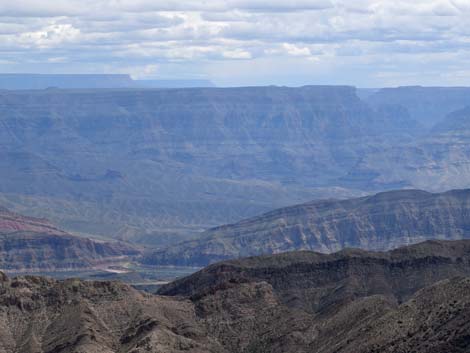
0 0 86 17
282 43 311 57
0 0 469 86
15 23 81 48
222 48 252 59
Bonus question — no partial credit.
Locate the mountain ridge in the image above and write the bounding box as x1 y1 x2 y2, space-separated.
1 85 470 244
0 207 140 271
144 188 470 266
0 85 412 242
3 240 470 352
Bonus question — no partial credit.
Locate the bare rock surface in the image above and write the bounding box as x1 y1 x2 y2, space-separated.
145 188 470 266
0 208 140 271
3 240 470 352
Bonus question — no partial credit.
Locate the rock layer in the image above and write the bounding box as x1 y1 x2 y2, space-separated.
3 240 470 352
0 86 418 242
0 207 139 271
158 240 470 353
145 188 470 266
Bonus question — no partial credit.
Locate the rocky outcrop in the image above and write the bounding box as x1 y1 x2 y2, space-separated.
144 188 470 266
157 240 470 353
158 239 470 301
0 208 140 271
3 240 470 352
0 273 223 353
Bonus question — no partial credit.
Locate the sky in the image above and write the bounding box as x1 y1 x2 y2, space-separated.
1 0 470 87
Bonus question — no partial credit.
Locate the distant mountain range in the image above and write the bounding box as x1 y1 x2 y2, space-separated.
365 86 470 127
0 73 215 89
1 85 470 244
144 188 470 266
2 239 470 352
0 207 139 271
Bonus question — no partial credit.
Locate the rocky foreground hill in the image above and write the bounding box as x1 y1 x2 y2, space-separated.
0 207 139 271
144 188 470 266
2 240 470 352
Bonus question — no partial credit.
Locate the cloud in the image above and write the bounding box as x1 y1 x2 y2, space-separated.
229 0 333 12
118 0 333 13
222 48 252 59
0 0 469 87
0 0 85 17
282 43 312 56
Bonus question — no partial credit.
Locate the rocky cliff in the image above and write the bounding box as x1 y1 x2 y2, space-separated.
2 85 470 245
3 240 470 352
348 105 470 191
157 240 470 353
144 188 470 266
0 86 418 243
366 86 470 127
0 208 139 271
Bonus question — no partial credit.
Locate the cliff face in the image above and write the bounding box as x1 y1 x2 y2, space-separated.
0 208 139 271
0 86 417 242
144 188 470 266
2 86 470 245
0 206 66 235
3 240 470 353
158 240 470 301
156 240 470 353
366 86 470 127
348 105 470 191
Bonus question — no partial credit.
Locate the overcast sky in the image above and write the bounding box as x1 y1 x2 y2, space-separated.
1 0 469 87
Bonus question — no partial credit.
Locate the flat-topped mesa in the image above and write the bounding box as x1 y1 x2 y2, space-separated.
0 73 215 89
0 73 135 89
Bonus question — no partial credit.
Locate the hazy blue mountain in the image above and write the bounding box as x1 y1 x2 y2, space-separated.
135 79 215 88
365 86 470 127
0 74 135 89
355 88 379 100
346 105 470 191
0 85 420 243
2 85 470 245
0 74 215 90
144 188 470 266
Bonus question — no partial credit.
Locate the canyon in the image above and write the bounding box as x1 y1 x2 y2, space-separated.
2 85 470 246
